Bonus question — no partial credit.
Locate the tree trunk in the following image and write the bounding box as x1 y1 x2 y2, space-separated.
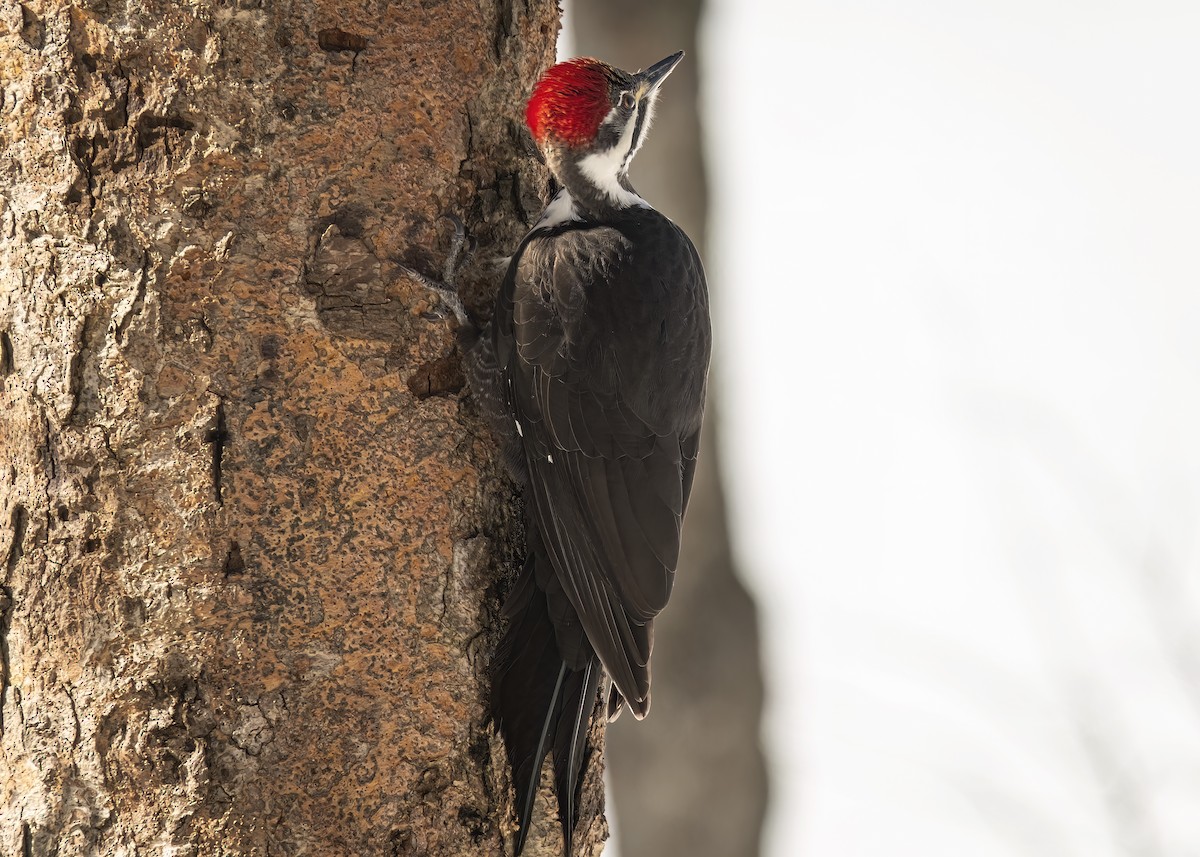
570 3 770 856
0 1 598 854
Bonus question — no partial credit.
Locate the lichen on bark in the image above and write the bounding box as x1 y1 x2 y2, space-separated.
0 1 593 854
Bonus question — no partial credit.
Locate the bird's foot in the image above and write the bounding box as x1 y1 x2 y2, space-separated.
397 214 476 326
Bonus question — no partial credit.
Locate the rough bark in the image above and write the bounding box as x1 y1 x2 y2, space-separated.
570 3 770 856
0 1 601 855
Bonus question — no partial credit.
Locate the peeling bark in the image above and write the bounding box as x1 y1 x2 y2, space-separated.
0 1 596 854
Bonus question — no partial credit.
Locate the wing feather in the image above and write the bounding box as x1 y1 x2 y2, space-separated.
501 213 709 715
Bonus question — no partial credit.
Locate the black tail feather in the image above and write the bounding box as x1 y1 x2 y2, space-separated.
554 658 599 856
492 555 601 855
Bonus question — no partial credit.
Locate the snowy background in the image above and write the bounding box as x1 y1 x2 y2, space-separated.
703 2 1200 856
566 1 1200 855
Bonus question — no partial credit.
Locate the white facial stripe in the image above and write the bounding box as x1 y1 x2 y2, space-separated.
628 91 658 162
578 101 649 208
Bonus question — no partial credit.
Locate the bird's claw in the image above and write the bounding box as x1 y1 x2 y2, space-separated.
437 213 477 286
398 262 467 325
399 214 475 326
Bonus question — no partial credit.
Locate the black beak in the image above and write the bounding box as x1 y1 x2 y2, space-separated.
639 51 685 92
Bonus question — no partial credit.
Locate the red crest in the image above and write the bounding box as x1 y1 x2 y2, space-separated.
525 58 615 147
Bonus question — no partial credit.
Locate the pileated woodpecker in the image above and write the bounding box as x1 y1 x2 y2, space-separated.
413 51 710 855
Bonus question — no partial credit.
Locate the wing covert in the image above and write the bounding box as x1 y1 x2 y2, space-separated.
499 212 708 713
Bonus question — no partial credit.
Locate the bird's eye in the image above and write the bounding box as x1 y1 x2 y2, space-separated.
620 91 636 110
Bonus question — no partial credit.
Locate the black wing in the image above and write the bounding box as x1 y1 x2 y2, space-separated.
496 210 710 717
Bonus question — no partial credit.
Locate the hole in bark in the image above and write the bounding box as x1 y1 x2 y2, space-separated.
203 401 228 506
84 537 101 553
329 203 370 239
0 331 13 379
457 806 490 844
260 334 282 360
407 353 465 400
467 732 490 767
135 113 195 149
56 505 69 522
317 28 368 52
6 505 28 575
102 74 130 130
223 541 245 576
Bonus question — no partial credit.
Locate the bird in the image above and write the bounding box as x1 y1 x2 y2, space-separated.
410 50 711 855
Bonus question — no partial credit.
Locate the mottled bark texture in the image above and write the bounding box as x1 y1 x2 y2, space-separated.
571 3 770 856
0 1 604 855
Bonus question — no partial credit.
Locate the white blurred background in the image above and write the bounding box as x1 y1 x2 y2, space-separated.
571 1 1200 855
706 2 1200 856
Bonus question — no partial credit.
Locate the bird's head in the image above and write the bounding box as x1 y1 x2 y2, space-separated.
525 51 684 211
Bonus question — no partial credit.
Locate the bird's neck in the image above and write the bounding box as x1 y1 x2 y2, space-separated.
547 150 648 222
